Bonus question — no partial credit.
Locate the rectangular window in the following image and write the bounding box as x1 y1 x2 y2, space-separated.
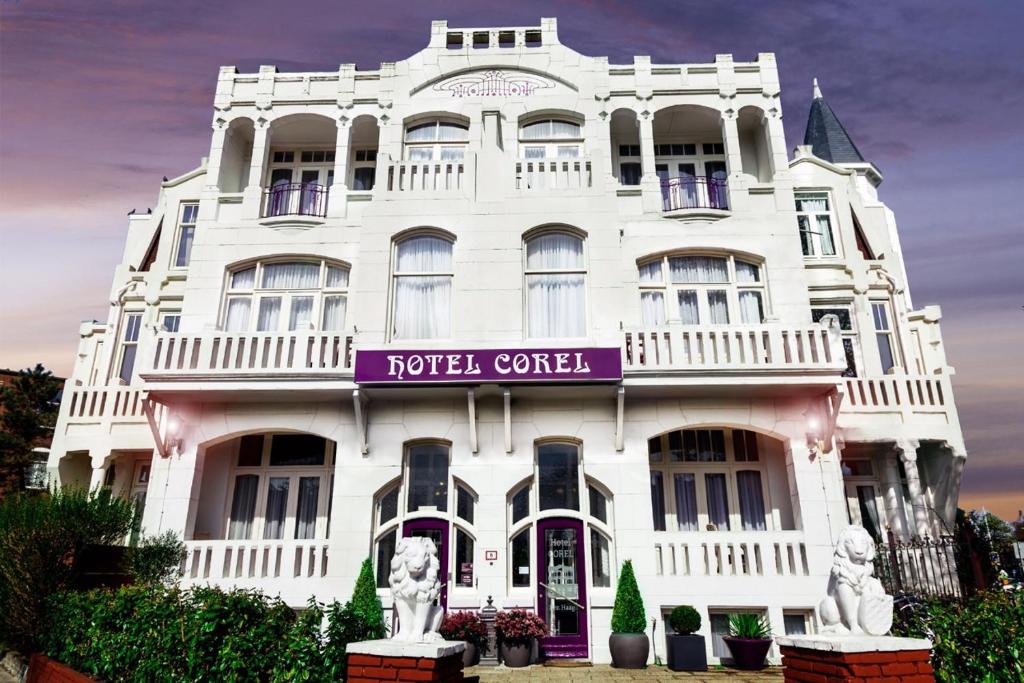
457 487 475 524
376 529 397 588
588 486 608 524
511 530 531 587
795 193 837 256
227 474 259 540
619 162 642 186
160 313 180 332
407 445 449 513
737 470 767 530
591 529 612 588
812 306 858 377
538 444 580 511
174 203 198 268
294 476 320 539
732 430 759 462
270 434 327 466
117 313 142 384
784 611 813 636
650 471 666 531
872 302 898 373
705 473 730 530
263 477 290 539
673 473 699 531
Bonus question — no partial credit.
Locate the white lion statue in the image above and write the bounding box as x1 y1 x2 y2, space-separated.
819 525 894 636
388 536 445 642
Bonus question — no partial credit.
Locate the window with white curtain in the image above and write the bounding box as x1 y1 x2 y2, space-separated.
519 118 583 159
526 232 587 337
638 253 766 326
648 428 772 532
391 234 453 339
225 433 334 541
871 300 901 374
221 258 349 333
173 203 198 268
795 192 838 257
404 119 469 161
115 312 143 384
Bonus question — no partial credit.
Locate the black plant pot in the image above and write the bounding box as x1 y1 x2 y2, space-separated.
666 633 707 671
609 632 649 669
462 642 480 668
500 641 531 668
722 636 772 671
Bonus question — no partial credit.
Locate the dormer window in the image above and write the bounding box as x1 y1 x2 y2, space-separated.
404 120 469 161
519 118 583 159
222 258 349 333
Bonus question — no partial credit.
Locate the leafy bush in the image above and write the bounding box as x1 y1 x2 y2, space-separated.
727 613 772 640
669 605 701 635
495 610 547 645
41 581 393 683
127 531 187 586
439 611 488 649
0 487 135 651
893 590 1023 682
611 559 646 633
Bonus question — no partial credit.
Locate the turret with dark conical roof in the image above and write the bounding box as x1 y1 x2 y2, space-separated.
803 78 866 164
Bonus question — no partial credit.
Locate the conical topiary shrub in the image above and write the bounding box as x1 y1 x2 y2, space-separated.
611 559 646 633
609 559 649 668
348 557 386 639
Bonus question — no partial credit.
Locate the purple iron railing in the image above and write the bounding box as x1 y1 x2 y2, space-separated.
262 182 329 218
660 175 729 211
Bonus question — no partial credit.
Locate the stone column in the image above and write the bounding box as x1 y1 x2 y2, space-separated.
88 463 108 491
327 118 350 218
762 111 790 181
373 119 395 191
880 449 909 540
204 124 229 193
720 110 743 179
242 120 272 218
897 439 930 538
638 112 661 212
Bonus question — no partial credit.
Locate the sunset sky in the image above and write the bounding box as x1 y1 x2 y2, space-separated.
0 1 1020 518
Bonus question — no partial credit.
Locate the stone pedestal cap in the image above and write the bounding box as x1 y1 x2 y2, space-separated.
776 634 932 653
346 639 466 658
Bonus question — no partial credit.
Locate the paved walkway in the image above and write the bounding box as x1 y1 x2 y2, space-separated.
465 664 783 681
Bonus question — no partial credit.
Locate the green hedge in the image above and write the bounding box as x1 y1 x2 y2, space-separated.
42 583 386 682
893 590 1023 682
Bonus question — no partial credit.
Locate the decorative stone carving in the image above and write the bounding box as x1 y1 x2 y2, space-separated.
819 526 893 636
388 536 444 642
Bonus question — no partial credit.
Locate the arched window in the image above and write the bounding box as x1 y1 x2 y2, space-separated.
638 253 765 326
370 441 477 601
648 427 774 532
404 119 469 161
391 234 453 339
525 232 586 338
519 118 583 159
506 440 615 597
222 258 349 332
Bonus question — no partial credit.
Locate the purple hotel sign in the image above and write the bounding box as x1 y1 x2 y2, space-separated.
355 348 622 384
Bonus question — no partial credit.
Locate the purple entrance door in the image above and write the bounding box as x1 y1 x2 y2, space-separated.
403 518 449 608
536 517 588 659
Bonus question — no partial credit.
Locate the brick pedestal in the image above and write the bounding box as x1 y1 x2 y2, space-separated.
776 635 933 683
346 639 466 683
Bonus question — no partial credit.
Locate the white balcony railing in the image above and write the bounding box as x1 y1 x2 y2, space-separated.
143 331 354 378
63 385 151 422
622 324 844 375
181 540 328 583
654 531 810 578
515 157 592 191
841 375 957 426
385 156 467 193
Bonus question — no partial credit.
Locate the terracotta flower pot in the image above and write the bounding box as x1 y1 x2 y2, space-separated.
461 642 480 668
722 636 772 670
609 632 649 669
500 640 531 668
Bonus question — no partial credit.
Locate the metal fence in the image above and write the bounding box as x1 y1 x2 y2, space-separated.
874 531 963 600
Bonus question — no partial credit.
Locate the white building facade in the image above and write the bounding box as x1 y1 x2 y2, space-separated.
47 19 967 664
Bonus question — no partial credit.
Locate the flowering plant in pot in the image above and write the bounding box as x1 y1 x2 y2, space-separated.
666 605 706 671
495 609 547 668
439 611 489 667
723 613 773 671
609 559 649 668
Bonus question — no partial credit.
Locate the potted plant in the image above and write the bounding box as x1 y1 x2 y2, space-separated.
722 613 773 671
665 605 706 671
609 559 649 668
494 609 547 668
439 611 489 667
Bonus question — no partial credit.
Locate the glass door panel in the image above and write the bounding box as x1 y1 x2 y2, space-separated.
403 518 449 608
536 517 588 659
